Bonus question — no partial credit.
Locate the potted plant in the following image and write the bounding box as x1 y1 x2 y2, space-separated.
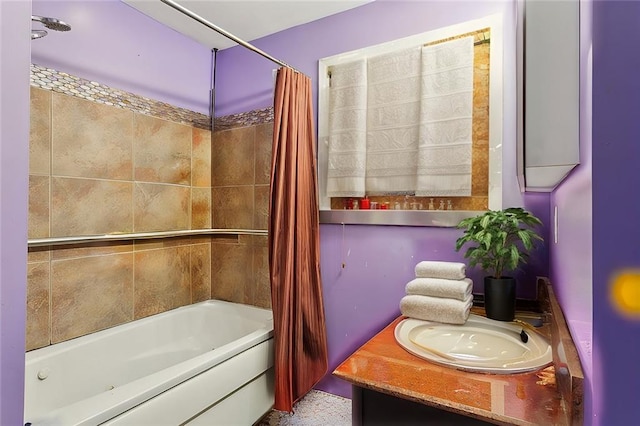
455 207 543 321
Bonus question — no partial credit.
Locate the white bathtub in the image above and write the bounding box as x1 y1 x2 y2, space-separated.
24 300 274 426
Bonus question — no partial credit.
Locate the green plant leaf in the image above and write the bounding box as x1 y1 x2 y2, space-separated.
518 230 532 250
455 208 543 277
480 213 491 229
483 232 492 250
509 245 520 270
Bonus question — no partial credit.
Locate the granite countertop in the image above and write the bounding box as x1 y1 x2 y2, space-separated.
333 311 567 426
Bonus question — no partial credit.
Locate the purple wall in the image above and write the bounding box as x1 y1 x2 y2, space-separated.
31 0 212 114
215 0 554 398
548 0 594 422
592 1 640 424
0 0 30 423
217 0 512 117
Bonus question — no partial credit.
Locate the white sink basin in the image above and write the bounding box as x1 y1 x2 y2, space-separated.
394 314 552 374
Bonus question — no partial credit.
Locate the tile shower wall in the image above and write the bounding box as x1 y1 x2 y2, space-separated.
26 84 215 351
210 122 273 311
26 67 274 352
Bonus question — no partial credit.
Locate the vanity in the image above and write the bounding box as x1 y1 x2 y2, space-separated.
333 278 583 425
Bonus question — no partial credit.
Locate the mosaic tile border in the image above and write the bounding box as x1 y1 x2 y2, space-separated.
30 63 274 131
214 107 274 132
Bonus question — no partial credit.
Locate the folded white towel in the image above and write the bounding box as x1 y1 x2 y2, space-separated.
405 277 473 301
415 261 466 280
399 294 472 325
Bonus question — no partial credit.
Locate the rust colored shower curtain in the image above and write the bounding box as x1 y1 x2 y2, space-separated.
269 67 328 412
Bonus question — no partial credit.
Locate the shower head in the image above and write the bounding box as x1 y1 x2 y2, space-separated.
31 30 48 40
32 15 71 32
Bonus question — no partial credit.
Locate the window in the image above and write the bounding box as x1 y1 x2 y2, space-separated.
318 15 503 226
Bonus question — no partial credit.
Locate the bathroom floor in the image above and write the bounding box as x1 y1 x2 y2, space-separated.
258 390 351 426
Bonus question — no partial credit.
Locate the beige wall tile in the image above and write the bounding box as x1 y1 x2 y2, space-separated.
237 234 254 246
51 253 134 343
51 177 133 236
254 185 269 230
212 127 255 186
254 123 273 185
134 236 192 251
29 175 49 239
51 241 133 261
191 187 212 229
211 242 253 303
191 243 212 303
251 243 271 309
212 186 254 229
192 128 211 187
134 246 191 318
28 249 50 263
210 234 239 244
51 92 133 180
26 262 50 351
134 114 191 185
134 183 190 232
30 88 51 175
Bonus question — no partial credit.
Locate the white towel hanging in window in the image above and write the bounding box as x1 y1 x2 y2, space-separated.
365 47 421 194
416 36 474 196
326 59 367 197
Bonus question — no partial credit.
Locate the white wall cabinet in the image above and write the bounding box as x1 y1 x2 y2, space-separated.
518 0 580 192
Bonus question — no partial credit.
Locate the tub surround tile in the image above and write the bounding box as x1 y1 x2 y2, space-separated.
134 246 191 319
206 234 239 245
31 64 211 130
51 253 134 343
251 244 271 309
51 241 133 261
191 187 212 229
212 126 256 186
212 186 254 229
134 114 192 185
51 177 133 237
26 262 50 351
192 128 212 187
237 234 256 246
254 123 273 185
191 243 212 303
254 185 270 230
28 248 50 263
191 235 217 245
51 93 133 180
211 243 253 304
213 107 274 132
29 88 51 175
28 175 50 239
134 183 190 232
134 236 194 251
27 62 282 347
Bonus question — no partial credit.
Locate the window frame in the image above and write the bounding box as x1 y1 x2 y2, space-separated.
317 14 504 227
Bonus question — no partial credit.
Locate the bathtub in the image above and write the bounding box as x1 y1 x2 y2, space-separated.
24 300 274 426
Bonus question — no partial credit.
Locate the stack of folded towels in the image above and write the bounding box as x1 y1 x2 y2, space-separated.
399 261 473 325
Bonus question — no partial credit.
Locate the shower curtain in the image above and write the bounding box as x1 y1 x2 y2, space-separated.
269 67 328 412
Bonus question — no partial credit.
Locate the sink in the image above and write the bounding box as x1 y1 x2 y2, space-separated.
394 314 552 374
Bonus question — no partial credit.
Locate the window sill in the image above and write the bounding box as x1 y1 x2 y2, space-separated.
319 210 484 227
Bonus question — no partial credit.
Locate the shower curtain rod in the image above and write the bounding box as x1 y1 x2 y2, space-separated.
160 0 300 73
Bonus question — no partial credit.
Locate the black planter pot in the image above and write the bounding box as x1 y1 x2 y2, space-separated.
484 276 516 321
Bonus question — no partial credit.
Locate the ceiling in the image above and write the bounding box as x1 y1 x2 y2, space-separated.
122 0 373 50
